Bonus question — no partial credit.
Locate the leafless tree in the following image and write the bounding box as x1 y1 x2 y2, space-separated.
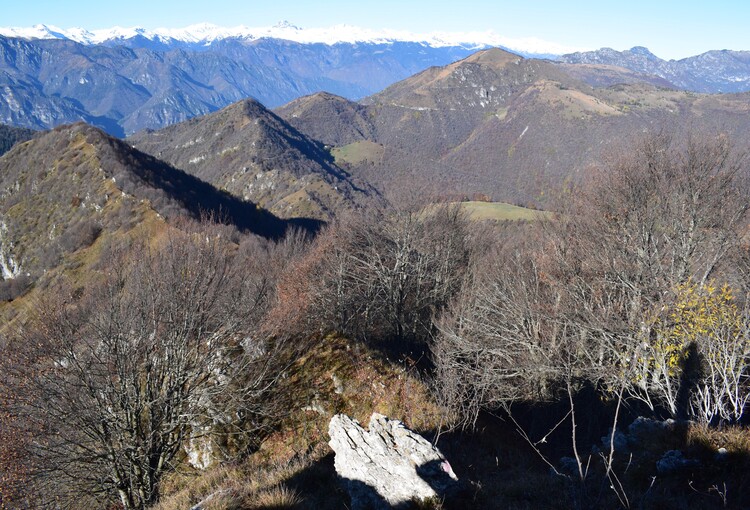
282 204 475 349
433 225 562 426
432 131 750 426
429 131 750 510
1 224 293 509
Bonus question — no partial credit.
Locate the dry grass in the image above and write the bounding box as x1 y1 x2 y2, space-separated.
331 140 385 166
410 495 445 509
458 201 550 222
153 457 309 510
530 79 623 119
157 482 302 510
250 486 302 509
252 334 445 465
687 423 750 456
154 334 445 510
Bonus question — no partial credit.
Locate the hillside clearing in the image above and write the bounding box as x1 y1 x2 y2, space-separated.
459 201 549 221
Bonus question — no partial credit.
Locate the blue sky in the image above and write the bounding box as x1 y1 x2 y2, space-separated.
3 0 748 59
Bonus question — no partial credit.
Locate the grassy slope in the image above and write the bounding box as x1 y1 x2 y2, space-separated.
332 140 385 166
153 335 446 510
459 201 550 221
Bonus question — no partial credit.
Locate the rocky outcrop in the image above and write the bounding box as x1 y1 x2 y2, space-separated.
329 413 458 509
0 220 21 279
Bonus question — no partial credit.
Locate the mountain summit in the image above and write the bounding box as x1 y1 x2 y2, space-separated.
0 122 288 281
129 98 379 221
279 48 750 206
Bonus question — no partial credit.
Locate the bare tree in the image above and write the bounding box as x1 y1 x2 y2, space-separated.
1 224 291 509
432 225 562 426
428 131 750 510
280 204 475 349
432 131 750 425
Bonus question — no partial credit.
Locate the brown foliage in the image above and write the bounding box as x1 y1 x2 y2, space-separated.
267 205 476 351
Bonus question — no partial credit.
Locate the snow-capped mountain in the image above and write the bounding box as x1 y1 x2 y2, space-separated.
0 21 582 135
3 20 750 137
0 21 583 57
0 26 482 135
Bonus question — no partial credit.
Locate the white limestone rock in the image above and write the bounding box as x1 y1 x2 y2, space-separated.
329 413 458 509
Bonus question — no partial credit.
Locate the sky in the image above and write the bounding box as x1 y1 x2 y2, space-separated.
2 0 748 59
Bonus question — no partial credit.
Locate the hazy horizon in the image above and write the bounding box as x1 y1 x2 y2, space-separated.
2 0 747 60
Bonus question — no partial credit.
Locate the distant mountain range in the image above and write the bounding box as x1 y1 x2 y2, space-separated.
0 21 575 56
1 23 750 136
4 44 750 293
0 33 475 135
561 46 750 93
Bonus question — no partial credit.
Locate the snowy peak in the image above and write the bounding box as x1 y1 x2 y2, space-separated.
629 46 658 59
273 20 301 30
0 22 585 56
0 23 68 40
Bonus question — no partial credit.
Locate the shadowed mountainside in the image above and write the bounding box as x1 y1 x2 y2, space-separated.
0 122 290 281
0 123 36 156
129 98 381 221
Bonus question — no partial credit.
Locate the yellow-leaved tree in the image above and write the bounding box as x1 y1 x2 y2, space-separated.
630 281 750 422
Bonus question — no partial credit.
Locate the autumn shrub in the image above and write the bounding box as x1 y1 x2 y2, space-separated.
433 132 750 427
59 218 102 253
626 281 750 423
271 205 475 353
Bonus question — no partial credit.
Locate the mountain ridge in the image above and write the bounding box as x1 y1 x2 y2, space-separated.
128 97 380 221
3 29 750 137
0 34 479 135
561 46 750 93
0 21 579 57
277 49 750 207
0 121 289 281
